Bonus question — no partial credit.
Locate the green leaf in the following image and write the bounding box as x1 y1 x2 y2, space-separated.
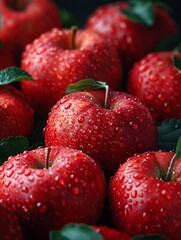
157 119 181 151
120 0 155 27
61 8 77 28
132 234 167 239
153 34 181 52
49 223 104 240
173 55 181 71
0 66 33 86
65 79 108 94
175 136 181 159
0 136 29 164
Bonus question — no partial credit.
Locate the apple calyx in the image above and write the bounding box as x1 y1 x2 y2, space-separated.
165 136 181 181
6 0 30 11
66 79 109 108
45 147 51 169
69 26 78 49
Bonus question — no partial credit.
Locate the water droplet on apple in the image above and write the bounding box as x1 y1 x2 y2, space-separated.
6 163 14 170
22 205 28 213
4 180 11 187
64 102 72 110
88 119 95 125
37 202 47 213
59 178 65 186
71 186 79 195
7 169 14 178
36 171 44 177
28 175 34 182
131 190 137 198
78 116 85 123
22 187 29 193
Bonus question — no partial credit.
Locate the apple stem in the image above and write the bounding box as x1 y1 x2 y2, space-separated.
70 26 78 49
104 84 109 108
45 147 51 169
165 153 176 181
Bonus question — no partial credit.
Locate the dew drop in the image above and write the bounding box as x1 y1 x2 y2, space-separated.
22 187 29 193
7 170 14 178
71 186 79 195
131 190 137 198
78 116 85 123
36 171 44 177
88 119 95 125
64 102 72 110
37 202 47 213
145 93 153 100
22 205 28 213
28 175 34 182
4 180 11 187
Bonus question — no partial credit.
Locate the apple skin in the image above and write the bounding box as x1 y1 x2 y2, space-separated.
0 202 24 240
44 89 158 178
20 28 123 117
108 151 181 240
0 0 62 62
0 85 34 139
0 146 106 240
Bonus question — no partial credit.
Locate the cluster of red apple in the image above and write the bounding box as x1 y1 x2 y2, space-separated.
0 0 180 240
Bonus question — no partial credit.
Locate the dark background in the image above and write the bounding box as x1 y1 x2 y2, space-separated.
54 0 181 29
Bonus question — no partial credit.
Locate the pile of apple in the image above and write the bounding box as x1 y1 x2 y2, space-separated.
0 0 180 240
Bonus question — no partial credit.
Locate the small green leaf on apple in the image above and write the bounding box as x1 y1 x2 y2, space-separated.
0 66 33 85
66 79 108 94
173 55 181 71
0 136 29 164
157 118 181 151
131 234 168 239
60 8 77 28
49 223 103 240
153 34 181 52
120 0 155 27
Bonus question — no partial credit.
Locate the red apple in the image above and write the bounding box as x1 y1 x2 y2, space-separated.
0 0 62 63
20 28 123 117
0 202 24 240
0 146 106 240
44 80 158 178
0 44 15 70
85 1 178 70
109 148 181 240
0 85 34 139
127 52 181 121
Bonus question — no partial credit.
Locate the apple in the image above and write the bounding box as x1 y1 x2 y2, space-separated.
108 137 181 240
0 43 15 70
0 0 62 63
0 202 24 240
0 66 34 140
127 52 181 121
0 84 34 139
20 27 123 117
44 80 158 178
0 146 106 240
85 1 178 70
